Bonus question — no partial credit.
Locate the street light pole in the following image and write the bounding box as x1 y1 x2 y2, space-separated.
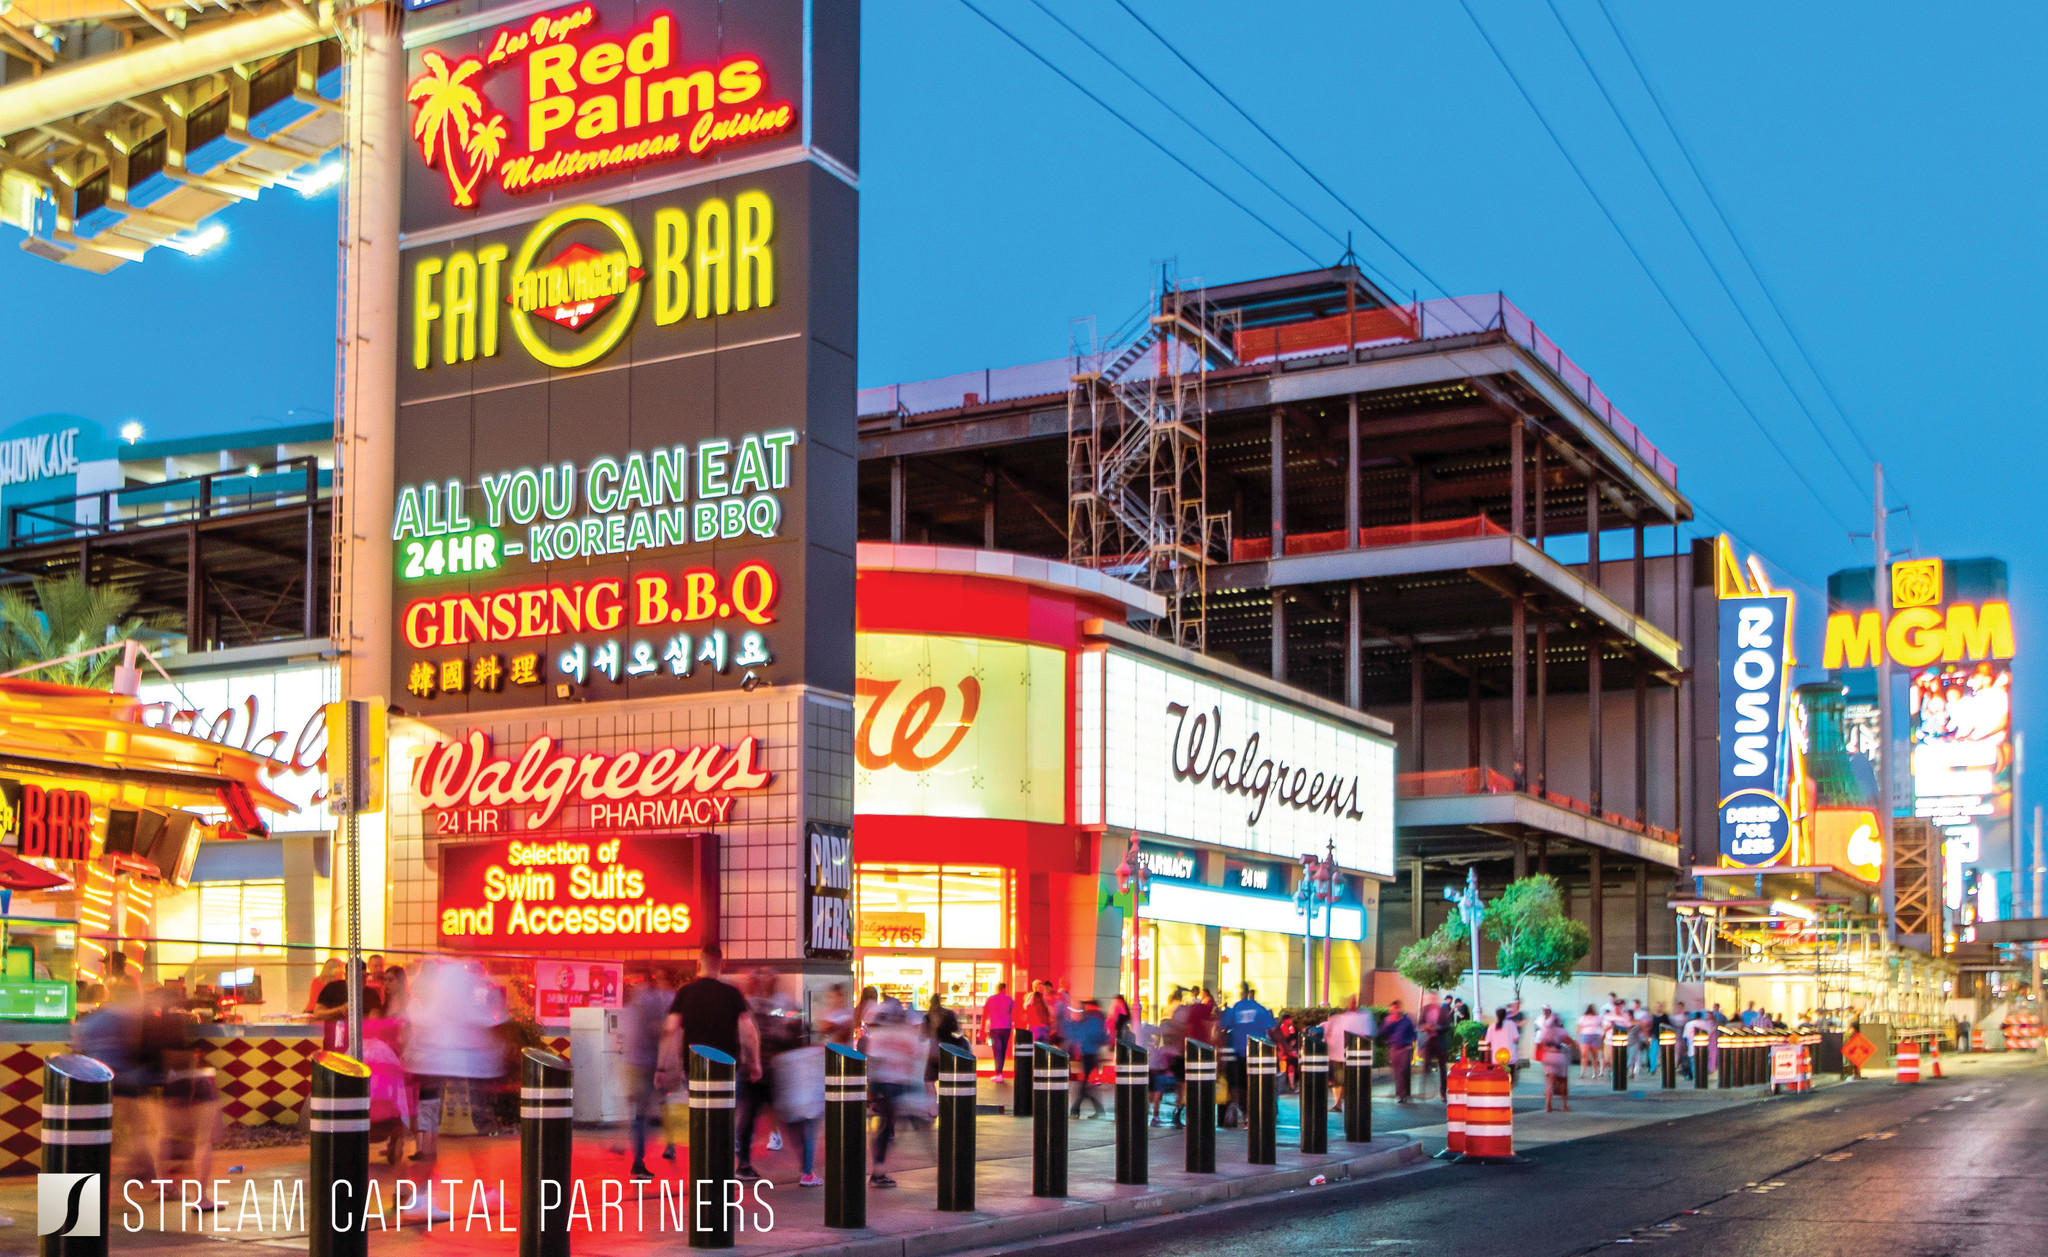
1445 867 1485 1016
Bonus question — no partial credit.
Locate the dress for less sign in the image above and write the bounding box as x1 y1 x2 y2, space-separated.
851 633 1066 824
437 832 717 949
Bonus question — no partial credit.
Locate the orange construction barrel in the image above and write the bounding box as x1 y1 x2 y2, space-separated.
1444 1055 1469 1157
1458 1062 1514 1161
1896 1038 1920 1084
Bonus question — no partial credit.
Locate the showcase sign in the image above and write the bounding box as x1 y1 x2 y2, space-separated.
851 633 1066 825
1079 650 1395 877
1718 593 1793 866
437 832 717 949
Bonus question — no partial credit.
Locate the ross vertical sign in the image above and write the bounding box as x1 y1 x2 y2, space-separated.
804 823 852 958
1718 593 1793 866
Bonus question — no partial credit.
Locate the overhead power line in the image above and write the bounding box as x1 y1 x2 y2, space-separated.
1545 0 1871 507
1020 0 1411 293
1110 0 1455 301
1594 1 1914 520
951 0 1323 267
1457 0 1856 536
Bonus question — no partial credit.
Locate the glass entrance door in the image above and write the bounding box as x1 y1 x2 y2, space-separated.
1218 929 1245 1003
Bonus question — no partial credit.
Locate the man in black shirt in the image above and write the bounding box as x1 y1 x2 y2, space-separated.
663 945 762 1174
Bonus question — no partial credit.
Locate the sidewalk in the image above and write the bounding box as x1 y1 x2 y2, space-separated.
0 1107 1422 1257
0 1057 1940 1255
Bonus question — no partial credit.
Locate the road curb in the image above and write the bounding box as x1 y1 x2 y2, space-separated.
763 1139 1426 1257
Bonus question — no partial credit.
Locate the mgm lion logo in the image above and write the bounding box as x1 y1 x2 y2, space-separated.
1891 558 1943 609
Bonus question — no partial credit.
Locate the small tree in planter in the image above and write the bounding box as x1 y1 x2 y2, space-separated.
1396 914 1468 998
1484 874 1591 1004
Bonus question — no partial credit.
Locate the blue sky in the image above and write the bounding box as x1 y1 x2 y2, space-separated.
4 0 2041 759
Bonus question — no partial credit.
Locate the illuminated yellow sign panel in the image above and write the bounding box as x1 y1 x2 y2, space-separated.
1822 601 2015 670
409 190 774 372
853 633 1066 824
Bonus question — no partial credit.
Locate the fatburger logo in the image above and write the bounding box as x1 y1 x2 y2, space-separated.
506 205 644 368
513 239 645 332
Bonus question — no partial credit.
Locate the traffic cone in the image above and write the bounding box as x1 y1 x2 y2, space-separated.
1930 1038 1943 1079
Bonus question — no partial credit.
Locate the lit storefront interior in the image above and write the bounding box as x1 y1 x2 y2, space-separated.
854 864 1010 1015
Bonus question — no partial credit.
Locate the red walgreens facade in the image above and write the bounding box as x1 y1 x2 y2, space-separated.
851 544 1395 1038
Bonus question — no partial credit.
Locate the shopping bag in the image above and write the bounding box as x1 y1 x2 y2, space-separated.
661 1100 688 1146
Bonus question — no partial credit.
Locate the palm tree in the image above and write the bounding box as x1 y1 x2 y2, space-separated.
0 576 173 688
454 113 509 204
407 51 486 206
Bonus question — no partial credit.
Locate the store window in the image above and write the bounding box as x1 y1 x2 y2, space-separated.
855 865 1005 950
855 865 1010 1013
155 881 287 970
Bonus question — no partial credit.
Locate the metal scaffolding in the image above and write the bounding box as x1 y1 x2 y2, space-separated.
1066 272 1234 651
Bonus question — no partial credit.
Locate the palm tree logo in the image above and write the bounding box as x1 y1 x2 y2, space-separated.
407 51 509 208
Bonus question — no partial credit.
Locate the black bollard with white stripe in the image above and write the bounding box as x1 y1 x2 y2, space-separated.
1611 1029 1629 1092
1245 1037 1278 1165
687 1046 738 1249
1660 1029 1677 1090
40 1054 112 1257
308 1051 370 1257
1031 1040 1069 1197
1694 1038 1709 1090
1183 1039 1216 1173
519 1048 572 1257
1343 1031 1372 1143
1299 1029 1328 1154
1113 1038 1148 1185
936 1042 976 1212
1011 1028 1034 1118
824 1044 866 1229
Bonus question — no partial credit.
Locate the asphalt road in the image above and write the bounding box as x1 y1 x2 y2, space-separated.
1031 1054 2046 1257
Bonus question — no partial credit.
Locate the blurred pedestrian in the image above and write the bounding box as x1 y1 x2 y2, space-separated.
737 969 796 1172
1022 986 1053 1042
403 959 508 1164
770 1016 825 1187
663 946 761 1177
1067 999 1108 1118
1577 1004 1604 1080
1418 995 1451 1100
354 989 412 1166
1379 1000 1417 1103
1221 984 1275 1125
1322 997 1376 1112
626 969 677 1178
305 958 343 1014
1109 994 1135 1045
1146 1012 1177 1126
819 983 856 1046
863 998 923 1188
983 983 1014 1078
1536 1015 1573 1113
1483 1007 1522 1084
